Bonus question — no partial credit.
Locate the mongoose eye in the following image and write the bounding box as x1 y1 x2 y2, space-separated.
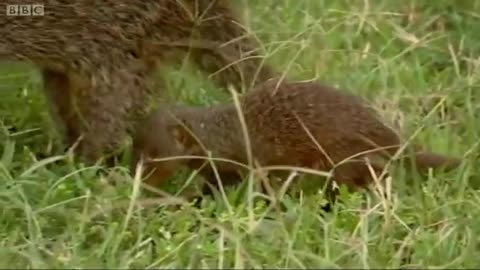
127 50 139 58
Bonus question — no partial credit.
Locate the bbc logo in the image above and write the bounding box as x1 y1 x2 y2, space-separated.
6 4 44 16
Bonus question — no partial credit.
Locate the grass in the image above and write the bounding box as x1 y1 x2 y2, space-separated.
1 0 480 268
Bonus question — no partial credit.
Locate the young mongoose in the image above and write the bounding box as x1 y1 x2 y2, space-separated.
0 0 274 163
131 79 462 200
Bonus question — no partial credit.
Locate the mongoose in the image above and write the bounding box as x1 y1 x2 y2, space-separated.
131 78 462 202
0 0 274 163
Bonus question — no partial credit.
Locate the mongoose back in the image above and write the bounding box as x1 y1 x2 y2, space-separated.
131 79 462 197
0 0 274 163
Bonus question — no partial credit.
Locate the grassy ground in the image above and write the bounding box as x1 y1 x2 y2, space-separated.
1 0 480 268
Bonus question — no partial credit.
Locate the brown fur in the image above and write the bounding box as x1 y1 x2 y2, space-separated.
131 79 462 199
0 0 274 163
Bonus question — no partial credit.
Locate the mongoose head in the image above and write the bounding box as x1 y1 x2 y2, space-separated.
130 108 198 188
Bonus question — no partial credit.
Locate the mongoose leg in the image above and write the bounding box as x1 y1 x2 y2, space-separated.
326 159 386 210
48 62 154 164
42 69 82 148
200 169 244 197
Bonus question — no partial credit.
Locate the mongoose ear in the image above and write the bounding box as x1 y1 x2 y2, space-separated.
171 124 193 151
